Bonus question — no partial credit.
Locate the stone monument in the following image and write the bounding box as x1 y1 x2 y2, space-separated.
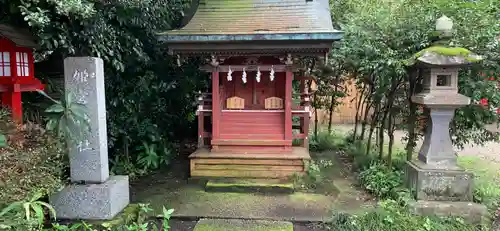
405 16 487 222
50 57 130 220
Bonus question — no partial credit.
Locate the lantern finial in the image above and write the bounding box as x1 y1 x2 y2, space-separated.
435 15 453 37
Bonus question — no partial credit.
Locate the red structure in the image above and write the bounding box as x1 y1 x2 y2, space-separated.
0 24 43 122
160 0 342 178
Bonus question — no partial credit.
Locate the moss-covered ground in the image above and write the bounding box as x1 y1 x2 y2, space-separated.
129 150 374 222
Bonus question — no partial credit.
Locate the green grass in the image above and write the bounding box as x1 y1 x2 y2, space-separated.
458 156 500 183
458 156 500 210
327 201 485 231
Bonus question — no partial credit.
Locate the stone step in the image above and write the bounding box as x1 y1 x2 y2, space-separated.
205 178 295 194
193 219 293 231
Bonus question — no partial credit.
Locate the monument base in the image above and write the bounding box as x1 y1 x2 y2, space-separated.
409 200 487 224
50 175 130 220
406 160 473 201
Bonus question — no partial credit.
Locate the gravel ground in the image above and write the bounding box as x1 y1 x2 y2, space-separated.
458 141 500 163
333 124 500 164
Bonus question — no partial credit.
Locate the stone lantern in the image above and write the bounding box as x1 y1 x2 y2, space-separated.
406 15 486 222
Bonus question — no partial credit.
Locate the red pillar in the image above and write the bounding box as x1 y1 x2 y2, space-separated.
299 79 305 146
303 113 310 150
285 71 293 143
211 69 220 151
198 112 204 148
2 86 22 122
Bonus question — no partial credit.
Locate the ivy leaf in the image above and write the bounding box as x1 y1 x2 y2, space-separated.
45 104 65 113
0 134 6 148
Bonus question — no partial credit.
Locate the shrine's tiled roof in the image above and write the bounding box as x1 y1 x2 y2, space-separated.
158 0 342 42
0 24 38 48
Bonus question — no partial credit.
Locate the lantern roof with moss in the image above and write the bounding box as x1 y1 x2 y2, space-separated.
406 46 483 67
405 15 483 68
158 0 343 56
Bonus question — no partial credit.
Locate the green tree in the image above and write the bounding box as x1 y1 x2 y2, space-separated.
1 0 208 175
330 0 500 166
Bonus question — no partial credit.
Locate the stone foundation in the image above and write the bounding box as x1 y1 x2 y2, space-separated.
409 200 487 224
50 175 130 220
406 160 473 201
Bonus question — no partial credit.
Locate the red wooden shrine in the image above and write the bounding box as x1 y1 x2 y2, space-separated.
0 24 43 122
159 0 343 178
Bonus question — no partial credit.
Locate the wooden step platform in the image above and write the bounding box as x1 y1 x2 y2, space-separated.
189 147 310 178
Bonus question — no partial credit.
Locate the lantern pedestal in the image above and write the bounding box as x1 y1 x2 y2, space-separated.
406 160 486 224
406 160 473 202
408 200 487 224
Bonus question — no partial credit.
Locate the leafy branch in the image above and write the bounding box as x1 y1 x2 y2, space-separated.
37 90 91 146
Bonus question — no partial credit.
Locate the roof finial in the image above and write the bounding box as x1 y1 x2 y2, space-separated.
285 54 293 65
210 55 219 67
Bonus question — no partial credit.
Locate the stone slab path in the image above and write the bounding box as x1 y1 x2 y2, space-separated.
169 219 328 231
193 219 293 231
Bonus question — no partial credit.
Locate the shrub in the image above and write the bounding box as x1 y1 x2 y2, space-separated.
473 183 500 212
292 159 336 191
1 201 175 231
0 109 66 206
309 130 344 152
0 192 56 230
327 200 486 231
341 139 378 171
358 162 404 198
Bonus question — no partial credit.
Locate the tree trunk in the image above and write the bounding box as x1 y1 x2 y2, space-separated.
406 69 420 161
366 103 379 155
366 125 375 155
314 91 319 139
378 104 389 161
406 104 417 161
380 76 400 163
387 108 395 169
327 85 337 133
360 82 376 141
360 99 372 141
353 85 366 140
